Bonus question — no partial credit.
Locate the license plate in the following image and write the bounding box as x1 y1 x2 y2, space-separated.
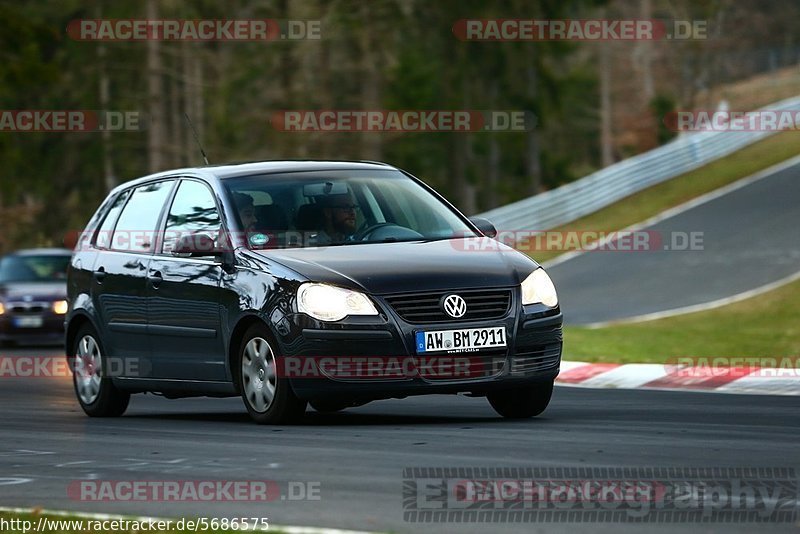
13 316 43 328
416 326 506 353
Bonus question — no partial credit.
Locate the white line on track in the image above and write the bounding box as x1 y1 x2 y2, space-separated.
582 268 800 328
543 153 800 270
0 478 32 486
544 153 800 327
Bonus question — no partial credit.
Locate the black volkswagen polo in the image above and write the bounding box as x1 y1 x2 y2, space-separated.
67 161 563 424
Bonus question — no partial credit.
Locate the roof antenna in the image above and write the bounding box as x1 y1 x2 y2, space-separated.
184 112 209 165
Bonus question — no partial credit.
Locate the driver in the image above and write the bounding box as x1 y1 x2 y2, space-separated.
318 193 358 244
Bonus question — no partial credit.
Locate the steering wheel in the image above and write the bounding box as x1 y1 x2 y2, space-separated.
352 222 396 241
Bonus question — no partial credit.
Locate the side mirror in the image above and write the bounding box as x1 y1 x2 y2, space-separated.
469 217 497 238
172 233 236 273
172 233 217 257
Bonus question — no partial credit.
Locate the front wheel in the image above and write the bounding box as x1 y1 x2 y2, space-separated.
71 324 130 417
487 381 553 418
238 323 306 424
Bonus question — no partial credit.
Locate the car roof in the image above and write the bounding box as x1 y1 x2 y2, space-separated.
110 160 399 194
209 160 395 179
4 248 73 257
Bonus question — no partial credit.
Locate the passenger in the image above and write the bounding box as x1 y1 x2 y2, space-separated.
233 192 257 231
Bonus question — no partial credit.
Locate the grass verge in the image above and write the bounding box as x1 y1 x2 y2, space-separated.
562 277 800 364
525 131 800 265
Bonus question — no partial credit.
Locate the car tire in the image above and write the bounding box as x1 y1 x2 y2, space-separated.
238 323 306 424
487 380 553 418
72 324 130 417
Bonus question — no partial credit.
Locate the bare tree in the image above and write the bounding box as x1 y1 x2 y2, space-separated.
600 41 614 167
97 2 115 190
525 47 542 194
486 79 500 209
169 50 181 167
146 0 165 173
637 0 655 103
360 2 383 160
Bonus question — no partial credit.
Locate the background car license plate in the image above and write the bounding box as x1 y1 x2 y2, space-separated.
13 316 43 328
416 326 506 353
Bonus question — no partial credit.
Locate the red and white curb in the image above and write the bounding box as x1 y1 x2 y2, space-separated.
556 361 800 396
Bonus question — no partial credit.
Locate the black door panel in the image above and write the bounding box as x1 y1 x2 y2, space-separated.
145 179 226 381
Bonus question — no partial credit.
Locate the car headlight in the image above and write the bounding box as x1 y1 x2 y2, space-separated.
52 300 69 315
297 283 378 322
521 268 558 307
0 302 4 315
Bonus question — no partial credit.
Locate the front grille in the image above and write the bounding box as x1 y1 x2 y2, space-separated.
8 302 47 314
511 344 561 375
384 289 512 323
416 349 507 381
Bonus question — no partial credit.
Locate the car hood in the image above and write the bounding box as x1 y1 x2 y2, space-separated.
253 238 539 294
0 281 67 301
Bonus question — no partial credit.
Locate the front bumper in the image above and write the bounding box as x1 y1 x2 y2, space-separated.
0 313 65 344
276 291 563 402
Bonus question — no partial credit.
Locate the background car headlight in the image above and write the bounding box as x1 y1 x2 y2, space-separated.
52 300 68 315
297 283 378 322
0 302 4 315
521 268 558 308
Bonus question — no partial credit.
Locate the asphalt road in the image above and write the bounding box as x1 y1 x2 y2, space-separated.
1 347 799 533
547 159 800 325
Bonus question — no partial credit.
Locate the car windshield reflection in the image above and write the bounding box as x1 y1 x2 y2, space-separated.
224 170 477 249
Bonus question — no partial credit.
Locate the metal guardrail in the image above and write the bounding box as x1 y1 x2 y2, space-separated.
477 96 800 231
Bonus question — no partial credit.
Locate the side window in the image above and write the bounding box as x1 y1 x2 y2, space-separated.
94 190 130 249
110 180 176 253
161 180 221 254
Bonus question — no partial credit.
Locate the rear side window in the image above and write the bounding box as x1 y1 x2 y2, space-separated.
95 190 130 249
110 180 176 253
161 180 221 254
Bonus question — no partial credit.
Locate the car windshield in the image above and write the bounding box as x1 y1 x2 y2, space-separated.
224 169 477 248
0 254 70 283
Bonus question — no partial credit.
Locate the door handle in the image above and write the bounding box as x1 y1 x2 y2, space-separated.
93 267 106 283
147 271 163 289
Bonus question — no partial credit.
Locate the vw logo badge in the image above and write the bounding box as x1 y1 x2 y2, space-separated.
442 294 467 318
